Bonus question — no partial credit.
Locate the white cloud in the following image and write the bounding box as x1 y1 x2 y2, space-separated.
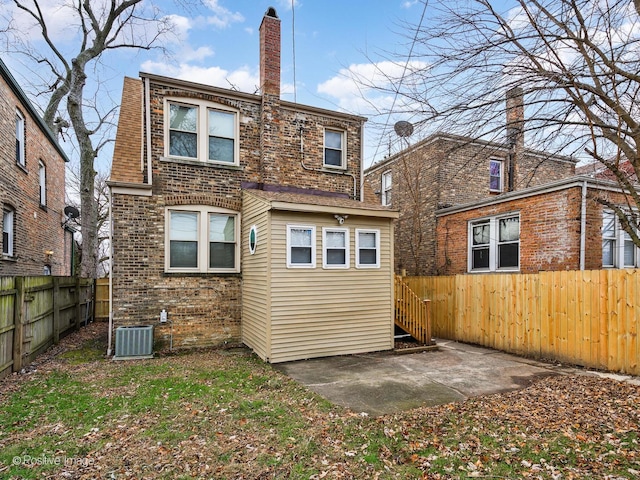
402 0 419 8
276 0 300 11
140 61 259 93
203 0 244 29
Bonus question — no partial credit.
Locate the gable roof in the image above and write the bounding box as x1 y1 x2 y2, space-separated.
365 131 576 174
0 58 70 163
110 77 144 184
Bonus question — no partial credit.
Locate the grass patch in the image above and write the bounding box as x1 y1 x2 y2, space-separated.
1 347 638 479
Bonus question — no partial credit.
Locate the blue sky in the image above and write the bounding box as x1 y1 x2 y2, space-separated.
1 0 425 171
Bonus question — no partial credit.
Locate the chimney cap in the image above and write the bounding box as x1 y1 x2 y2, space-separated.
265 6 278 18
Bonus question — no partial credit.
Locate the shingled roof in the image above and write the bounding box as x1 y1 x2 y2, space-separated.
110 77 144 184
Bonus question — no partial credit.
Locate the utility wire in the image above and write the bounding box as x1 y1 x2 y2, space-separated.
371 0 428 165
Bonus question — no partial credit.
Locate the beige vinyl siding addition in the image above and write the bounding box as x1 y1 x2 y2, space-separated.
269 212 394 363
240 192 271 359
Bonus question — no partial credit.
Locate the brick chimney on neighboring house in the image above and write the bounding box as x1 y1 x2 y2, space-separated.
258 7 281 185
260 7 281 97
506 87 524 191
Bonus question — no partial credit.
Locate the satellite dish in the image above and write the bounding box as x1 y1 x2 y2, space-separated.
64 206 80 219
394 120 414 138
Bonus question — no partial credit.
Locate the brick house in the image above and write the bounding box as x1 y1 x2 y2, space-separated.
0 58 72 276
435 176 640 274
108 8 398 361
365 91 577 275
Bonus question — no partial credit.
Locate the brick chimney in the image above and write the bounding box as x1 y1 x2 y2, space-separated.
506 87 524 191
259 7 280 97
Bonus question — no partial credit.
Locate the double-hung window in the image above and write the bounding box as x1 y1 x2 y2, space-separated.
323 227 349 268
3 208 14 257
167 99 238 165
16 110 25 167
324 129 345 168
166 206 240 273
39 160 46 206
381 171 392 206
602 210 639 268
287 225 316 268
469 214 520 272
489 159 503 192
356 229 380 268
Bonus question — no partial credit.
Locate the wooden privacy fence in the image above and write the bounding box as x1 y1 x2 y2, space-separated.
0 276 94 378
95 277 109 321
402 270 639 376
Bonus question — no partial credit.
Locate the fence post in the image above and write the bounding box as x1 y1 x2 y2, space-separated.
12 277 25 372
53 277 60 344
75 276 81 331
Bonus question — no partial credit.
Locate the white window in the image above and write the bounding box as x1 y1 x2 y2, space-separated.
165 206 240 273
324 129 345 168
39 160 46 206
602 210 639 268
381 171 392 206
166 99 238 165
322 227 349 269
356 229 380 268
489 159 503 192
16 110 25 167
287 225 316 268
3 208 14 257
469 214 520 272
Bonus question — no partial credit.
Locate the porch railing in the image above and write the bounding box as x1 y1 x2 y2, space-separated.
394 274 433 345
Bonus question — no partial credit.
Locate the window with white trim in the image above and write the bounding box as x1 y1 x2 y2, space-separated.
356 229 380 268
166 99 239 165
39 160 46 206
469 214 520 272
322 227 349 268
165 206 240 273
602 210 640 268
381 171 392 206
16 110 25 167
287 225 316 268
489 159 503 192
324 129 345 168
3 207 14 257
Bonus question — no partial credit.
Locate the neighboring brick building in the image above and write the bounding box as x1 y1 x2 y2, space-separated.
108 8 398 359
365 124 576 275
435 176 640 274
0 58 71 276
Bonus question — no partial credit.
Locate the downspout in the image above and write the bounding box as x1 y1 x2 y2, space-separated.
360 120 365 202
580 180 587 270
107 185 113 356
144 76 152 185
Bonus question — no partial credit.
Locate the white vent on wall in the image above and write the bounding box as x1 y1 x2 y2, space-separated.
114 325 154 359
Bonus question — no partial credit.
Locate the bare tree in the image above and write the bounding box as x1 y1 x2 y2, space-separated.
0 0 182 277
368 0 640 246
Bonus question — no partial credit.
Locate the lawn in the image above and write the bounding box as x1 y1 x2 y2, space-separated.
0 322 639 479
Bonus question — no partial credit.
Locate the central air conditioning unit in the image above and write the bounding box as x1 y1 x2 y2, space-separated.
114 325 154 360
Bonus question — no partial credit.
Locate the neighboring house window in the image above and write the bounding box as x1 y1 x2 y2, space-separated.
16 109 25 167
166 99 238 165
165 206 240 273
489 159 503 192
322 227 349 268
324 129 345 168
381 171 392 206
39 160 46 206
3 208 14 257
469 214 520 272
356 229 380 268
287 225 316 268
602 210 639 268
